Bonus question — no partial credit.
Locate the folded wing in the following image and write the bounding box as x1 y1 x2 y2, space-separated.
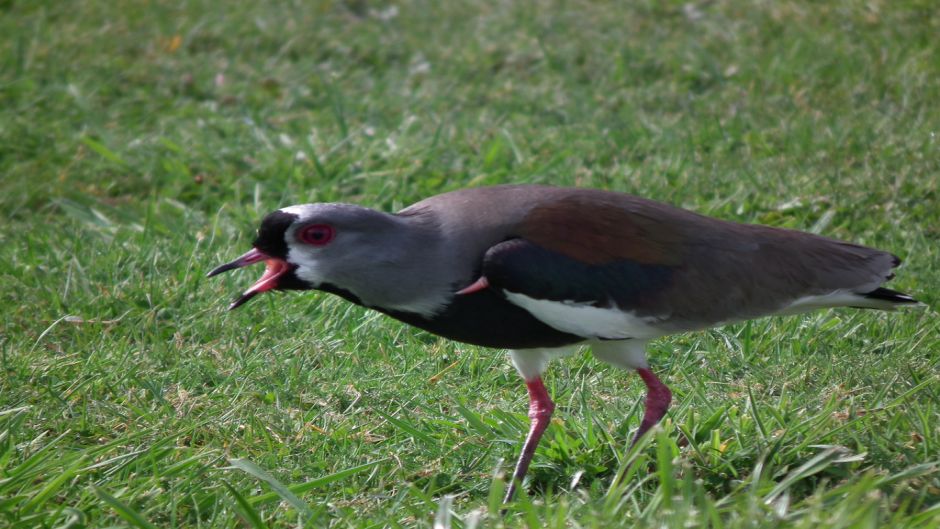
480 192 912 338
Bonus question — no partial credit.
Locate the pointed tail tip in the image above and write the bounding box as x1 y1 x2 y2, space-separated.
863 287 925 307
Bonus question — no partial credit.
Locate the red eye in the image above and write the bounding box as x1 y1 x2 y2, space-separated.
298 224 335 246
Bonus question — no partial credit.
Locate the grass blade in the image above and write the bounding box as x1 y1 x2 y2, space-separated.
93 486 157 529
222 479 267 529
246 459 387 505
228 458 313 519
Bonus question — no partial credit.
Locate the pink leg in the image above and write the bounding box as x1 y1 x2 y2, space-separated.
503 378 555 503
630 368 672 446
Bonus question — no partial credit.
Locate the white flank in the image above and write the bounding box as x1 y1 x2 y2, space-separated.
510 346 581 380
591 340 650 370
777 290 884 315
503 291 667 340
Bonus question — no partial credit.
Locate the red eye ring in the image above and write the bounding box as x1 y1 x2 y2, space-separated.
298 224 335 246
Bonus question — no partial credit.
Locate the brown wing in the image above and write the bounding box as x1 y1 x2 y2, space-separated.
518 194 693 266
512 191 899 328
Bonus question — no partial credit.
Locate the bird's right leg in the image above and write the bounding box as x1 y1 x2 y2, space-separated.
629 367 672 446
591 340 672 445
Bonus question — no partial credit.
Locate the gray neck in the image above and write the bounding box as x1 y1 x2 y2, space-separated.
339 209 458 317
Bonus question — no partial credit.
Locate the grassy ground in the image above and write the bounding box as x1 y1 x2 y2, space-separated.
2 0 938 527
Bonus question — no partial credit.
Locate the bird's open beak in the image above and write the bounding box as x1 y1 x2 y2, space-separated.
207 248 293 310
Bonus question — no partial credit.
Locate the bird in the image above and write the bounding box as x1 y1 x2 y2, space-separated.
207 184 921 502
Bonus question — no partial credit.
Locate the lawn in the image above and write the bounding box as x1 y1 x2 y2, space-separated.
1 0 938 527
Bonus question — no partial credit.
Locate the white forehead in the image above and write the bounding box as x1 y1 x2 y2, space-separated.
279 204 318 217
278 203 375 224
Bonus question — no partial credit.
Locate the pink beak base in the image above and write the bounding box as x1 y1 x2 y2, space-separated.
206 248 292 310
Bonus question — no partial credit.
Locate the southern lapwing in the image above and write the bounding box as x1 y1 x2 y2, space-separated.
208 185 920 502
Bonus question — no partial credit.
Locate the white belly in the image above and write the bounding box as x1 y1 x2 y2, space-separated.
503 291 668 340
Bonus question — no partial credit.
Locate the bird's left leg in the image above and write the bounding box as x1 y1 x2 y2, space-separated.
504 377 555 503
504 349 557 503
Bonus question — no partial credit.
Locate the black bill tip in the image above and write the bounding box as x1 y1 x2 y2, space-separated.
207 261 241 278
228 291 259 310
207 248 268 278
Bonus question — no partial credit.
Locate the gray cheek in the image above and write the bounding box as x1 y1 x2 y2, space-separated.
288 248 326 287
294 266 323 287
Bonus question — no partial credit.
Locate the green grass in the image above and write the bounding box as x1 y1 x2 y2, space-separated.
2 0 938 527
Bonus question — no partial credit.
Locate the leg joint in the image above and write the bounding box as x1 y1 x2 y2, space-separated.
528 400 555 421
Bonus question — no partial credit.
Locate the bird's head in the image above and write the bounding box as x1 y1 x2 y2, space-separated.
208 203 417 310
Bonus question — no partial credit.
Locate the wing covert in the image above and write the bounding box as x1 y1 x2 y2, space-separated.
481 239 675 310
